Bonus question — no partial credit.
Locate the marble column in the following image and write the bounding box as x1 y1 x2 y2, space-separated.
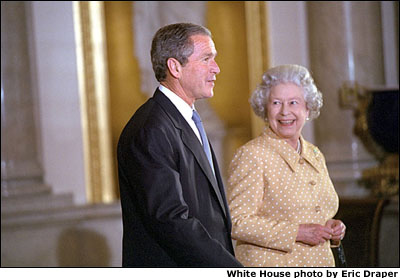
1 2 50 197
307 2 385 197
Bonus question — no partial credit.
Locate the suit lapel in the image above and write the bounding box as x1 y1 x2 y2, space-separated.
153 90 227 217
180 132 227 217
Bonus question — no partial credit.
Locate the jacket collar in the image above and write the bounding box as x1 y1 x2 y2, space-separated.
263 126 321 173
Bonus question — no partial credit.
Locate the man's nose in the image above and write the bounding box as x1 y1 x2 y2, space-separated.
211 60 220 74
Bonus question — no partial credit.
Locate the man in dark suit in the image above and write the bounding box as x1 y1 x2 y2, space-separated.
117 23 242 267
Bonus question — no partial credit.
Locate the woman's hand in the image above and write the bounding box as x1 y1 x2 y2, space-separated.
325 219 346 246
296 224 333 246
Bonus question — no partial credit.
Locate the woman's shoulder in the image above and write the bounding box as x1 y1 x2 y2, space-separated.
233 134 273 158
243 133 270 147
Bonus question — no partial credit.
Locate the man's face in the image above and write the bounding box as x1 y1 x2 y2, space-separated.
180 35 220 101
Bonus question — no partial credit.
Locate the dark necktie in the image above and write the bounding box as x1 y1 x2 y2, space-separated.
192 110 215 175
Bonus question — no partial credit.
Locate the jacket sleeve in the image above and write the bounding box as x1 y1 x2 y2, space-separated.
124 125 242 267
227 145 298 253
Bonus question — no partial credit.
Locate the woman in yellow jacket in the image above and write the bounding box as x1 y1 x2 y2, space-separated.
227 64 346 267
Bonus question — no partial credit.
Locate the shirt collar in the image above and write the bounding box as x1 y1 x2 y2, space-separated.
159 85 195 122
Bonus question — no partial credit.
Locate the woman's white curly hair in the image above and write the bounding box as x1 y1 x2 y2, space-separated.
249 64 323 121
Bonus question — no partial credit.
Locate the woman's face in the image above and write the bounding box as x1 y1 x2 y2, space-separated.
267 83 309 146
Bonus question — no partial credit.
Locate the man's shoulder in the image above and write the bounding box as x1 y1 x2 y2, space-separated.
122 99 169 136
117 99 177 153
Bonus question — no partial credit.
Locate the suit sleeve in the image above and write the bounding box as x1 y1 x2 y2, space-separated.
125 125 242 267
227 145 299 253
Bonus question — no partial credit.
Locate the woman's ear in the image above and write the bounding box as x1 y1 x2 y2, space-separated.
167 58 181 79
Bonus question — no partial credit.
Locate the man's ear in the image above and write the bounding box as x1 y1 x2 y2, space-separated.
167 58 182 79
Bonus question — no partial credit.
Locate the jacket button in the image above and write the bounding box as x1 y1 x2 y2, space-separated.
315 206 321 213
309 180 316 186
299 158 305 164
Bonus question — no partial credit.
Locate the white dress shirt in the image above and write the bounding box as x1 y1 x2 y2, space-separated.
159 85 202 144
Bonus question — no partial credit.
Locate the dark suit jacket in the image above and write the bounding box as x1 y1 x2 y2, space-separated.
117 89 242 267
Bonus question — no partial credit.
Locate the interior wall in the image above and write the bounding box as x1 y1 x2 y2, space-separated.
266 1 314 143
30 1 86 204
27 1 397 205
104 2 148 198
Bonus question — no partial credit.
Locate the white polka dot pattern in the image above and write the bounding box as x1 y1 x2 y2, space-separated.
227 127 339 267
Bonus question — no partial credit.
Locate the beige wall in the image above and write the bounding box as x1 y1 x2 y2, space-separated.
206 2 251 134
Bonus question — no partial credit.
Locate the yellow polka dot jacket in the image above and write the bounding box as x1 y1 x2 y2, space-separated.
227 127 339 267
